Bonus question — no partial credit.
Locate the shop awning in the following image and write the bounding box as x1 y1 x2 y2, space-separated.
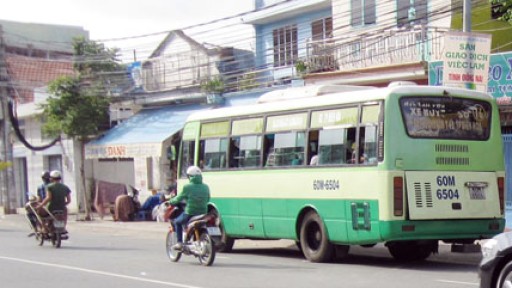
85 104 209 159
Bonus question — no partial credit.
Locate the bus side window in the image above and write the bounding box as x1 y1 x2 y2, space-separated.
229 137 241 168
272 132 305 167
360 104 380 164
346 127 357 164
200 138 228 170
238 135 262 168
180 141 195 178
361 125 378 164
318 128 354 165
264 134 275 167
199 140 205 170
308 130 319 165
350 129 365 164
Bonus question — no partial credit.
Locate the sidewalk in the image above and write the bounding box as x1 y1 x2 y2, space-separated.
2 212 297 250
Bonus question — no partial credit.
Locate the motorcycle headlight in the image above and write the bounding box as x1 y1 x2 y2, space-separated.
481 239 499 263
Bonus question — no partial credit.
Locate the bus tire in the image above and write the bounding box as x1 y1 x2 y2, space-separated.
217 223 235 253
300 212 334 263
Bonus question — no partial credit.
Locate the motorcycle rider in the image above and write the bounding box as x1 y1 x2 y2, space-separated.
37 171 51 201
25 170 50 234
169 166 210 250
37 170 72 228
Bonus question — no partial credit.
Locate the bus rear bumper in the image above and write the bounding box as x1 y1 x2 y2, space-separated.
379 218 505 242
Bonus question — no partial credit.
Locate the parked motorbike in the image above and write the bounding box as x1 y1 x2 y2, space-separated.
165 204 220 266
25 199 68 248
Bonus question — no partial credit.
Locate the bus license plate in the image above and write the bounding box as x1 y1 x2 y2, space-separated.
207 227 221 236
468 185 487 200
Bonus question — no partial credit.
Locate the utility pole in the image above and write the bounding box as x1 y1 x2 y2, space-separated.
463 0 472 32
0 26 16 214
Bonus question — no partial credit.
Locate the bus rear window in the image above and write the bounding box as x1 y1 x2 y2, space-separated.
399 96 491 140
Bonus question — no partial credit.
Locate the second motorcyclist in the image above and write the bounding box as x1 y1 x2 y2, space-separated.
169 166 210 250
36 170 72 228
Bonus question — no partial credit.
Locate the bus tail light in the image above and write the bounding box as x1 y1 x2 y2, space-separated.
498 177 505 215
393 177 404 216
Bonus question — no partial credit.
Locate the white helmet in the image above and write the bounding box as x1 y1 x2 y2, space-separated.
50 170 61 179
186 166 202 176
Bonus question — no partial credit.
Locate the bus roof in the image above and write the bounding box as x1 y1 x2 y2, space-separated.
187 85 494 122
257 85 376 103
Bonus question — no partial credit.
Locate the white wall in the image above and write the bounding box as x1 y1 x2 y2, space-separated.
332 0 453 40
13 91 81 213
13 117 80 213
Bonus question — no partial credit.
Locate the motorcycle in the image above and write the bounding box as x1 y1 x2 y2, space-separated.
25 198 68 248
165 204 220 266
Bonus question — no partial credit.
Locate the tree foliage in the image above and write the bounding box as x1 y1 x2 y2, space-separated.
44 76 110 141
41 37 125 219
42 37 124 141
491 0 512 24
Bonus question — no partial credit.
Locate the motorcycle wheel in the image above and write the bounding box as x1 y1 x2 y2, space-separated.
198 231 215 266
36 232 44 246
165 231 181 262
35 225 44 246
52 233 62 248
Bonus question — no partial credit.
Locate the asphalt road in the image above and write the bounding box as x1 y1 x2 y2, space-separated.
0 214 484 288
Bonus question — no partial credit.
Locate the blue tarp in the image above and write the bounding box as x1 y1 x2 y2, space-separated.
90 104 209 146
84 90 270 159
85 104 210 158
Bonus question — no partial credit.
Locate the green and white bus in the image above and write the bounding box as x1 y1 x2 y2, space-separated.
177 83 505 262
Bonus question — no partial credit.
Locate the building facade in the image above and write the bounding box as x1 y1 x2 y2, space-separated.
1 20 89 213
85 29 261 204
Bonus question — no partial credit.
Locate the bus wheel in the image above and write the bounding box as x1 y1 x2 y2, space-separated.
387 240 437 261
217 223 235 253
300 212 334 263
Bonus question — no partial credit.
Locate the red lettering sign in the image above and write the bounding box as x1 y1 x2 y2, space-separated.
106 146 126 157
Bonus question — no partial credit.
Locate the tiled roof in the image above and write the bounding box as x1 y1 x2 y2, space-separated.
6 54 75 103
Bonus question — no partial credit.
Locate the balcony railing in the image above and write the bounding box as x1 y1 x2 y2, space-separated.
304 25 447 73
133 25 448 97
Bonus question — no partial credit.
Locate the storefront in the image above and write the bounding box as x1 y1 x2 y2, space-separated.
85 104 209 199
84 90 270 201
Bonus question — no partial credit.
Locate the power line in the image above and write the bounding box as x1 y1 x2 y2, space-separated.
3 0 510 99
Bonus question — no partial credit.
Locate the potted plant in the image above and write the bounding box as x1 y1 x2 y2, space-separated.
201 76 225 104
201 76 225 94
295 60 308 77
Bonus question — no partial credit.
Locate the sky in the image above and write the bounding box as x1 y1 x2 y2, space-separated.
0 0 255 61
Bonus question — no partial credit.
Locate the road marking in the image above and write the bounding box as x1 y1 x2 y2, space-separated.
436 279 478 286
0 256 205 288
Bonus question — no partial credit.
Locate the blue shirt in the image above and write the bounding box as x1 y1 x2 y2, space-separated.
141 194 162 211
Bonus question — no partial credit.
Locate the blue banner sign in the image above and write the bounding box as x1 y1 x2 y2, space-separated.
429 52 512 104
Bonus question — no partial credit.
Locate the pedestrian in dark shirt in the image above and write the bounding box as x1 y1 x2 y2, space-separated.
37 170 71 226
